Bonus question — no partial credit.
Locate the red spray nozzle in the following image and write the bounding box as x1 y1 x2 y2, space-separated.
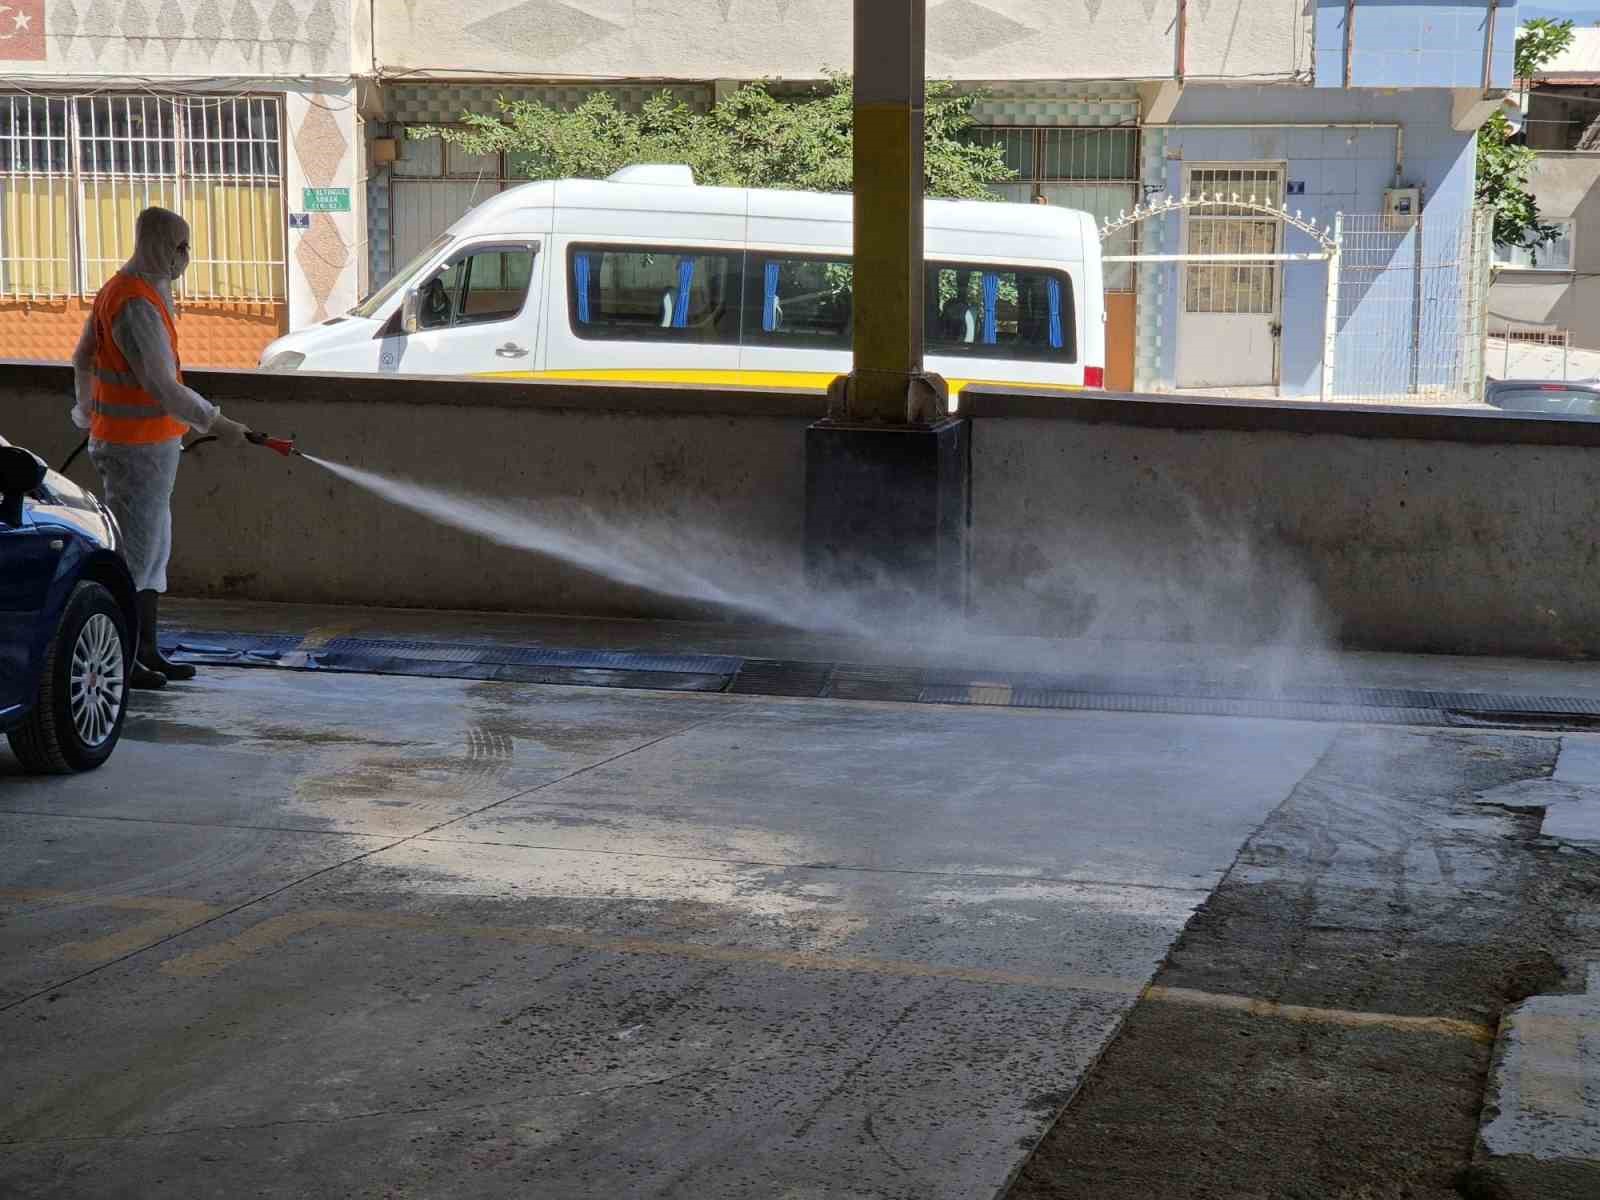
246 431 298 457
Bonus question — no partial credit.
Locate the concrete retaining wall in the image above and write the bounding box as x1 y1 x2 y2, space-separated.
7 362 1600 656
966 390 1600 658
2 362 824 620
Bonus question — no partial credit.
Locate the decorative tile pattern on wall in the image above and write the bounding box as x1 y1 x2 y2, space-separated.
1134 127 1168 392
385 83 713 125
970 83 1139 127
287 91 356 324
368 171 392 286
42 0 344 72
0 298 284 367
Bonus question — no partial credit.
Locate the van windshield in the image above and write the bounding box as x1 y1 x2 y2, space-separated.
350 235 453 319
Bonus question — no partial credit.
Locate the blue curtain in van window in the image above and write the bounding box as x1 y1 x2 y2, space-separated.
762 261 781 332
674 258 695 328
574 254 592 323
1047 278 1063 350
981 272 999 344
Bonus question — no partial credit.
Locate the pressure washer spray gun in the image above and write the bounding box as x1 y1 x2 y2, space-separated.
243 430 300 457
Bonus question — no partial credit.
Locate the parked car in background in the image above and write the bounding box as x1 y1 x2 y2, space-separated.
1485 379 1600 417
0 438 138 774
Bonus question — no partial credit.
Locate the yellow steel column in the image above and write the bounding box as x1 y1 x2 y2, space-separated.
806 0 965 613
838 0 947 424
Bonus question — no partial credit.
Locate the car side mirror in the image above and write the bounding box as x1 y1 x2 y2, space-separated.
0 445 47 527
401 288 421 335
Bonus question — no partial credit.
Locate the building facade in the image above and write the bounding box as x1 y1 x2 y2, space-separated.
1489 27 1600 353
0 0 369 366
5 0 1517 396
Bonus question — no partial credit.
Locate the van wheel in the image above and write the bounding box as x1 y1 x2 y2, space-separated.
7 582 131 774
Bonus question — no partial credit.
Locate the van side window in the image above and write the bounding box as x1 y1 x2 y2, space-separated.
743 256 854 349
743 253 1074 363
458 248 535 326
419 243 537 331
569 246 743 343
926 264 1075 363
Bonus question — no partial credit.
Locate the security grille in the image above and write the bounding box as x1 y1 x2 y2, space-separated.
0 93 286 302
0 96 72 296
1183 166 1285 315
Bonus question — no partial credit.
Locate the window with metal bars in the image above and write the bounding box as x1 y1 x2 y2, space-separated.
0 93 286 302
1182 166 1285 315
965 125 1141 291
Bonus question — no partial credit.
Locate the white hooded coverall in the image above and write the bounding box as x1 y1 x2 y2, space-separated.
69 209 224 593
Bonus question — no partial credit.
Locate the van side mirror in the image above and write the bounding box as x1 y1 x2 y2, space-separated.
0 445 47 527
401 288 421 335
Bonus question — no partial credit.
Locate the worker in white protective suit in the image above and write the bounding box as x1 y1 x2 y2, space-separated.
70 206 252 690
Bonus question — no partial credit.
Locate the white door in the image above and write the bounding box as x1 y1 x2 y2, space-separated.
1176 166 1284 389
379 240 543 375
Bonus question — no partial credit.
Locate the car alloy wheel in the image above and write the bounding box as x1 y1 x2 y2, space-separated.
70 612 125 749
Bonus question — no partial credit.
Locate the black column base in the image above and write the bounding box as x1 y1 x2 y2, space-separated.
804 418 970 616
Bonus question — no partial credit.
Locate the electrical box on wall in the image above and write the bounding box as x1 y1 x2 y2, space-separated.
1383 187 1421 230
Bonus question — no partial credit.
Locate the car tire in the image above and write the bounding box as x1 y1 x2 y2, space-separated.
7 581 132 775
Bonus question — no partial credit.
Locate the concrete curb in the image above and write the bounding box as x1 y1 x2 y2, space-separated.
1472 964 1600 1199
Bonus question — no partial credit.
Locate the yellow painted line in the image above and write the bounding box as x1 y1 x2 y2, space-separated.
0 889 225 963
159 908 1145 989
3 888 1496 1043
162 911 347 978
1148 986 1496 1044
59 899 224 962
480 366 1087 401
294 623 359 651
965 685 1015 706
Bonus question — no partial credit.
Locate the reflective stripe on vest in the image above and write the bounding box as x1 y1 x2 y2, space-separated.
89 273 188 446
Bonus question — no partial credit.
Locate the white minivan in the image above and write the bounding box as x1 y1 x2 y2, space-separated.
260 165 1107 399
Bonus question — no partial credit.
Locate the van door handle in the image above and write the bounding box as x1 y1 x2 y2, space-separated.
495 342 528 358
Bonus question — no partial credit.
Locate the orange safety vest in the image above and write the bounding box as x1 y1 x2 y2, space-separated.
89 273 189 446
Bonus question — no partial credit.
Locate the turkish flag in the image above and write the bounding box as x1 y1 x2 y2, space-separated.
0 0 45 61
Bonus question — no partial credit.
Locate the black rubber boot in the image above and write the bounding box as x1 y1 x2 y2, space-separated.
137 589 195 682
130 662 168 690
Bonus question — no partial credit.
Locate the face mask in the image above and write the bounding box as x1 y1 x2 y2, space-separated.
171 238 191 281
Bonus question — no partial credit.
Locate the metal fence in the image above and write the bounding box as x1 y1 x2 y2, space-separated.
0 93 286 302
1489 321 1576 381
1330 206 1491 404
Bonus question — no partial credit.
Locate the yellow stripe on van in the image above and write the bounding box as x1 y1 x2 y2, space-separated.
481 367 1085 398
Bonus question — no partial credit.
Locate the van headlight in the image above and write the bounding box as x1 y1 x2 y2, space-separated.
261 350 305 372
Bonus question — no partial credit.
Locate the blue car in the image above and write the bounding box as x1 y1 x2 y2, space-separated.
1 437 138 773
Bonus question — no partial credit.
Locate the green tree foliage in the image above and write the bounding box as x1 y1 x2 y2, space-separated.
1516 18 1576 80
1478 18 1575 257
410 73 1014 201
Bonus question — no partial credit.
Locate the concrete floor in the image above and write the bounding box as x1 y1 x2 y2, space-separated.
1 663 1337 1199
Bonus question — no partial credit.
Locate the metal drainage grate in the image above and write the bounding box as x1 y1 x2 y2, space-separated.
729 659 835 698
826 664 927 703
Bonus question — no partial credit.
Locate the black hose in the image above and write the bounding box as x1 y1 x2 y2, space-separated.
60 433 218 474
58 437 89 474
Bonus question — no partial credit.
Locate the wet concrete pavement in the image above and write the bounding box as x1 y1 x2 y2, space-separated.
1 664 1338 1199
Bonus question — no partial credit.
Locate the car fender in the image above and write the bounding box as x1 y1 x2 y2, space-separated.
20 540 138 700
